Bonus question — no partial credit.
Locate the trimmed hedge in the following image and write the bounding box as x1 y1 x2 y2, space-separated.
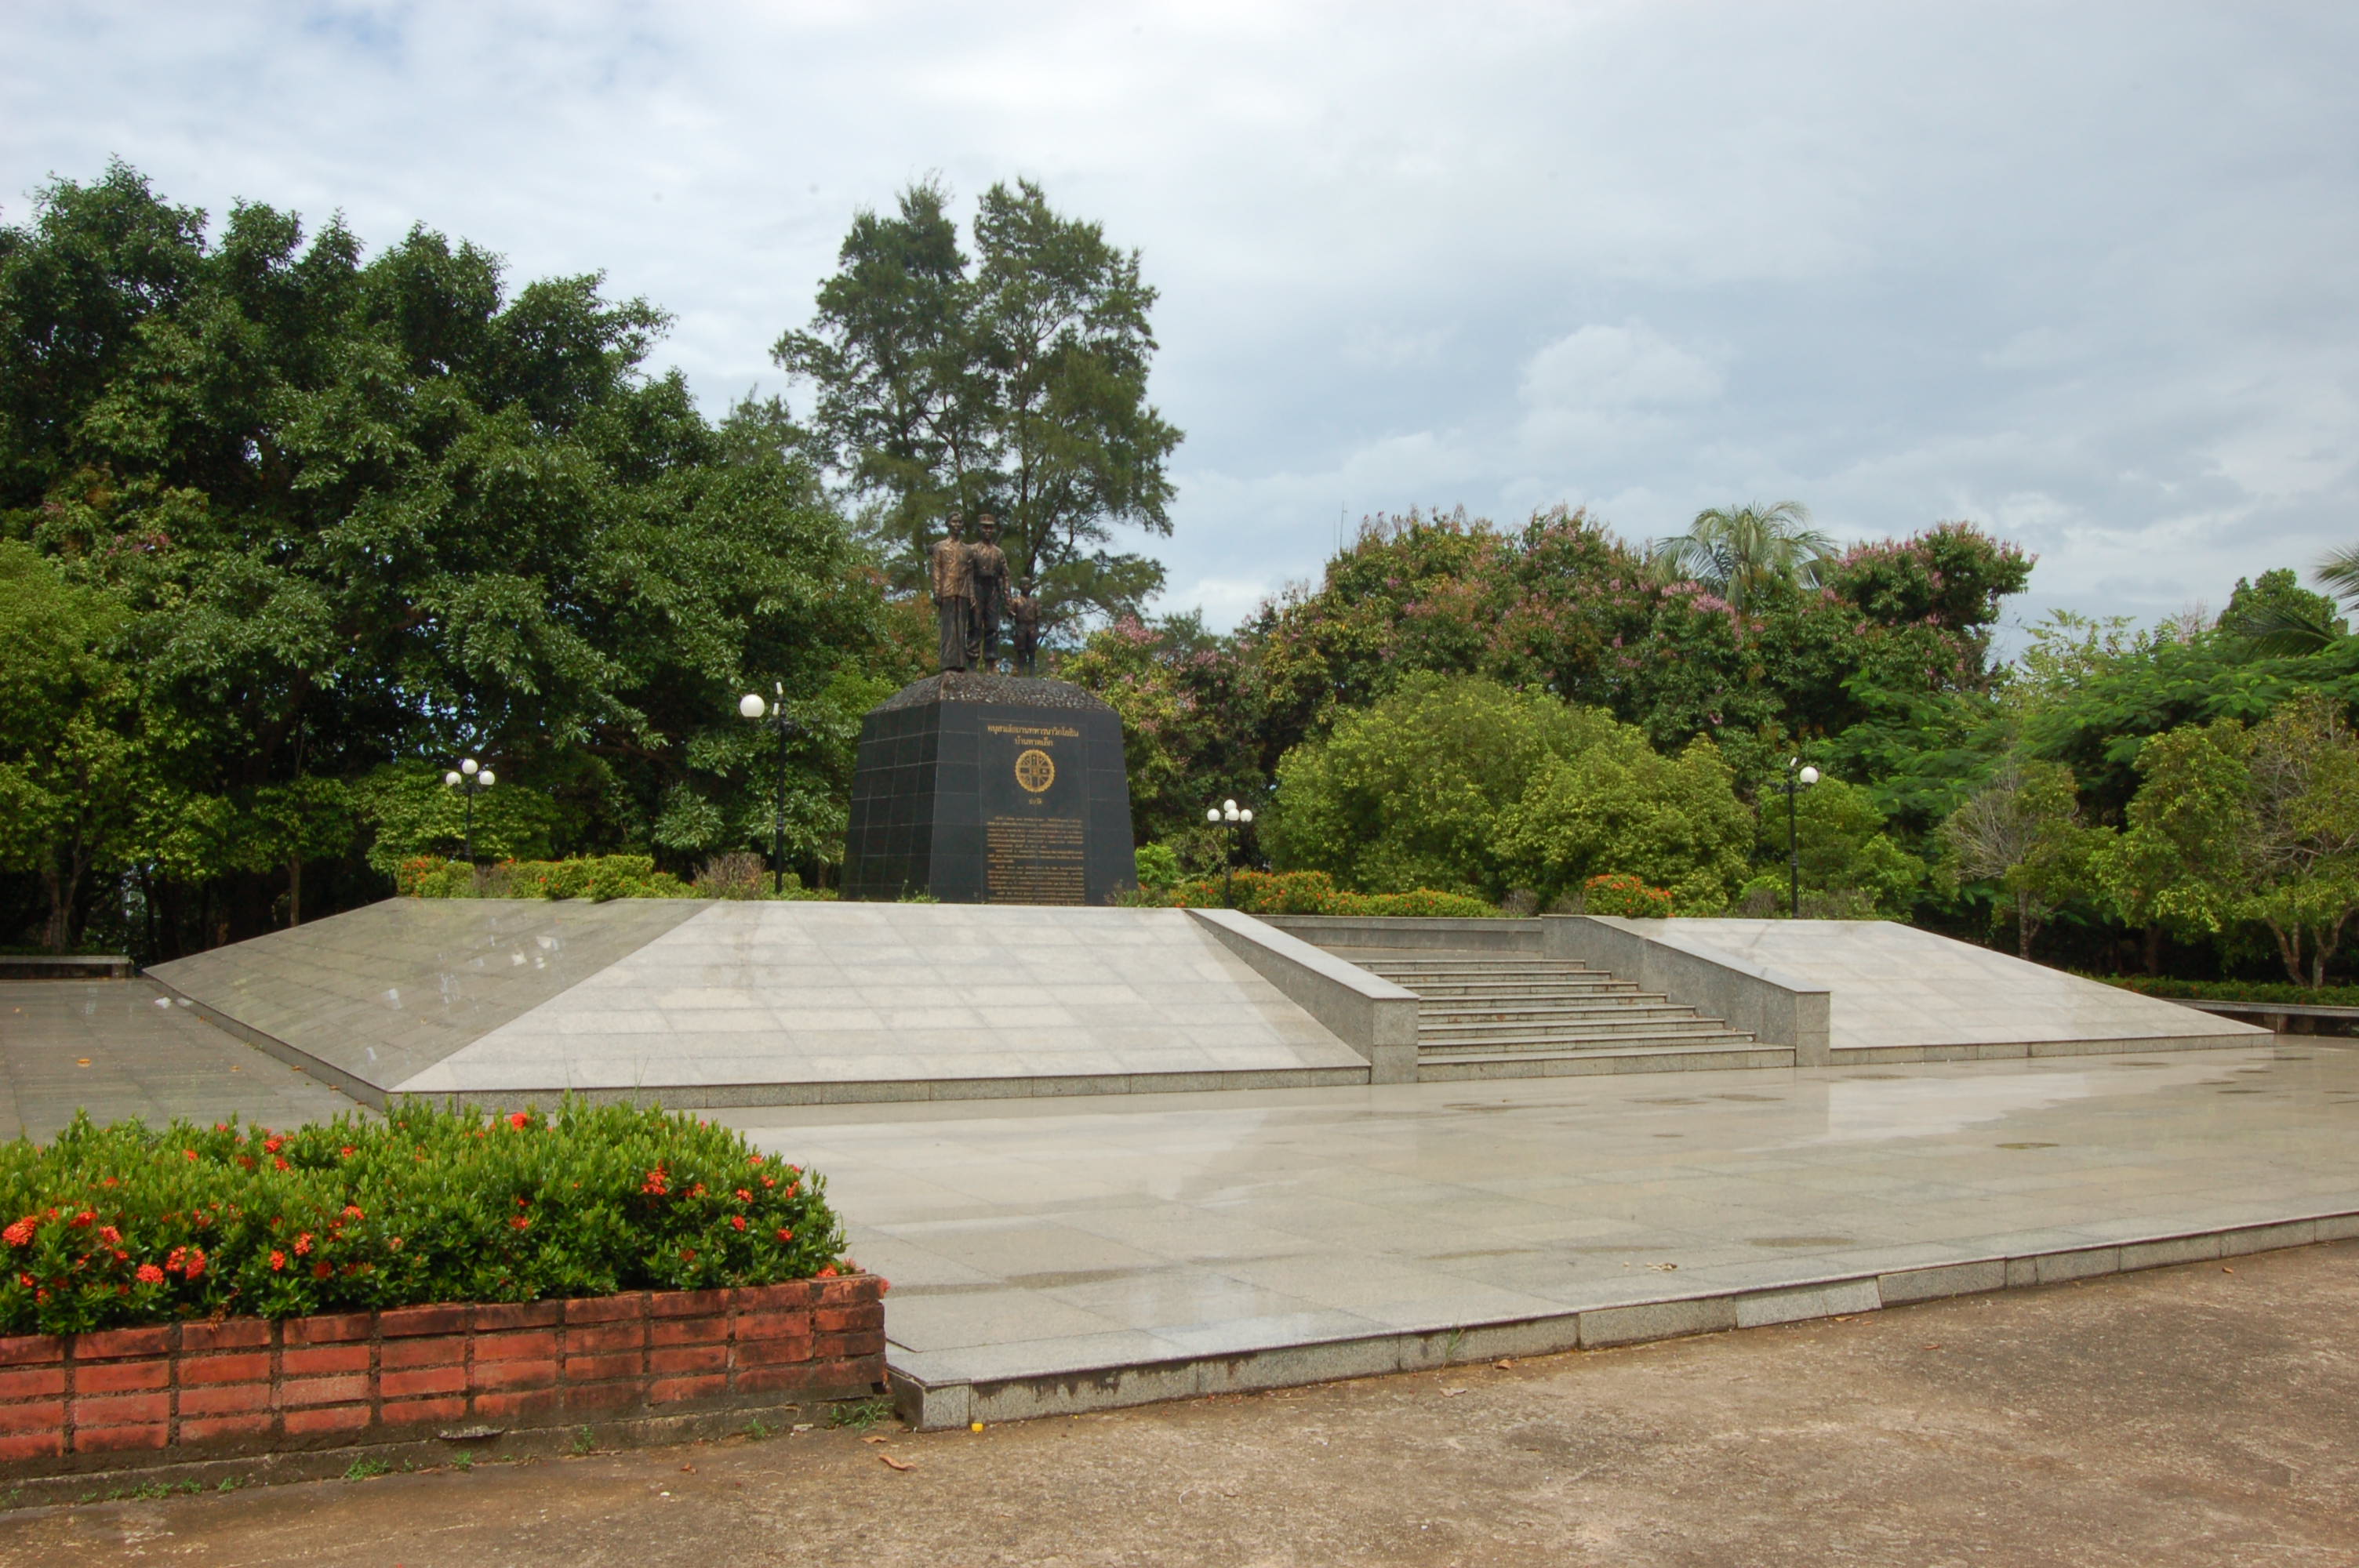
2088 975 2359 1008
397 855 839 902
1128 869 1502 918
0 1102 848 1336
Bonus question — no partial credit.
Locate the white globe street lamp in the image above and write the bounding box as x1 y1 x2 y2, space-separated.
1207 797 1255 904
444 757 496 866
740 682 795 895
1783 758 1820 919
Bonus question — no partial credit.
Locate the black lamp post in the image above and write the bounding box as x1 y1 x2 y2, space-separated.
442 758 496 866
1782 757 1819 918
740 684 796 895
1205 797 1254 906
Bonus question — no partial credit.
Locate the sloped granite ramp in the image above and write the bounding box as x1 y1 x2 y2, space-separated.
1635 920 2266 1058
147 901 1370 1108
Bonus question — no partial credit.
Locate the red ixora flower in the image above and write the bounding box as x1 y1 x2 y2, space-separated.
135 1263 165 1284
2 1218 34 1247
507 1112 529 1130
269 1250 287 1271
293 1232 313 1256
509 1216 531 1232
98 1225 122 1245
775 1229 794 1243
734 1189 752 1203
313 1261 332 1279
342 1204 364 1221
184 1149 199 1162
263 1136 283 1154
339 1145 355 1159
816 1265 838 1279
184 1248 206 1280
730 1215 747 1232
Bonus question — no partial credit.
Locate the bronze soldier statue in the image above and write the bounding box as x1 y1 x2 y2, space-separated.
1008 577 1041 677
966 514 1009 670
929 514 974 672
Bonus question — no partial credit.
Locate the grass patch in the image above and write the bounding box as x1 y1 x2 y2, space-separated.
825 1396 896 1432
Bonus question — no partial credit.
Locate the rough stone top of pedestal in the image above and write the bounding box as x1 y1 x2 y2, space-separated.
871 672 1113 714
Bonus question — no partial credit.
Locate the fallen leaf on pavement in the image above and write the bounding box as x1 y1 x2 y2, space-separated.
862 1435 891 1443
1494 1359 1515 1370
1440 1387 1468 1397
879 1454 914 1472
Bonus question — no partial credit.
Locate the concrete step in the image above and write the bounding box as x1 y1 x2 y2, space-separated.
1417 1044 1796 1080
1389 980 1641 997
1365 956 1602 967
1415 1000 1690 1020
1419 1028 1759 1054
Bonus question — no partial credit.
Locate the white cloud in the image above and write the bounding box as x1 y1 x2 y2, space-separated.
5 2 2357 635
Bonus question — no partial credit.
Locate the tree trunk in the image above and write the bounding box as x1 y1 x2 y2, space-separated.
38 869 69 954
2016 891 2033 960
2143 924 2163 976
289 857 303 927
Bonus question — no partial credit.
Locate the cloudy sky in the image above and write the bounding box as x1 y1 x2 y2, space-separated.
6 2 2355 638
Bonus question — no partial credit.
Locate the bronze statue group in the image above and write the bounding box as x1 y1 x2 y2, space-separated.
929 513 1040 676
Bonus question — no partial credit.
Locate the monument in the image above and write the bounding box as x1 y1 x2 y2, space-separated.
841 519 1137 904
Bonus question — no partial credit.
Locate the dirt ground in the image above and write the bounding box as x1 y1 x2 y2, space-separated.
5 1240 2354 1568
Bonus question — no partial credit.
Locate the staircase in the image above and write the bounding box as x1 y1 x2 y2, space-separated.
1343 949 1794 1080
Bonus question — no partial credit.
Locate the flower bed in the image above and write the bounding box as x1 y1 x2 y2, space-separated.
0 1272 886 1468
0 1102 848 1336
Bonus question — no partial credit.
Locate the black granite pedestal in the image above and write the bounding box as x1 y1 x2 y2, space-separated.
841 673 1138 905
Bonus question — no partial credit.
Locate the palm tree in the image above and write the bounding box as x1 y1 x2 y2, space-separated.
1648 500 1836 612
2319 544 2359 609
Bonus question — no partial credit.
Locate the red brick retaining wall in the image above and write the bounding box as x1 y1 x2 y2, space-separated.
0 1275 885 1471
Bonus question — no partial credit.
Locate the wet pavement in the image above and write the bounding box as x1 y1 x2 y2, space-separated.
722 1044 2359 1396
0 980 362 1141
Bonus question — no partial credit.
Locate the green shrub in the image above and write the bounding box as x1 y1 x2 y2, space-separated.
1129 869 1501 918
2087 975 2359 1007
0 1101 852 1336
401 855 696 902
1133 842 1182 890
1579 873 1674 918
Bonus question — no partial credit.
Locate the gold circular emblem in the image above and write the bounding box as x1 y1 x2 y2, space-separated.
1013 748 1056 793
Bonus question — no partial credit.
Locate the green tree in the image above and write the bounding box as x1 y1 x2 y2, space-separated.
1056 612 1267 845
1263 673 1753 908
2216 567 2347 658
1748 774 1926 918
0 163 895 950
776 179 1182 632
2098 695 2359 985
1499 733 1753 912
0 545 140 949
1939 759 2096 957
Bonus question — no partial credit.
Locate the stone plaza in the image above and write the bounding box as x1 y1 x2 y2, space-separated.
6 896 2354 1432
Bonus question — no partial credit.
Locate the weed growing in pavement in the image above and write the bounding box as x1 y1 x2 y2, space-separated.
451 1449 474 1472
343 1457 390 1482
742 1414 776 1441
570 1426 597 1456
827 1396 896 1431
